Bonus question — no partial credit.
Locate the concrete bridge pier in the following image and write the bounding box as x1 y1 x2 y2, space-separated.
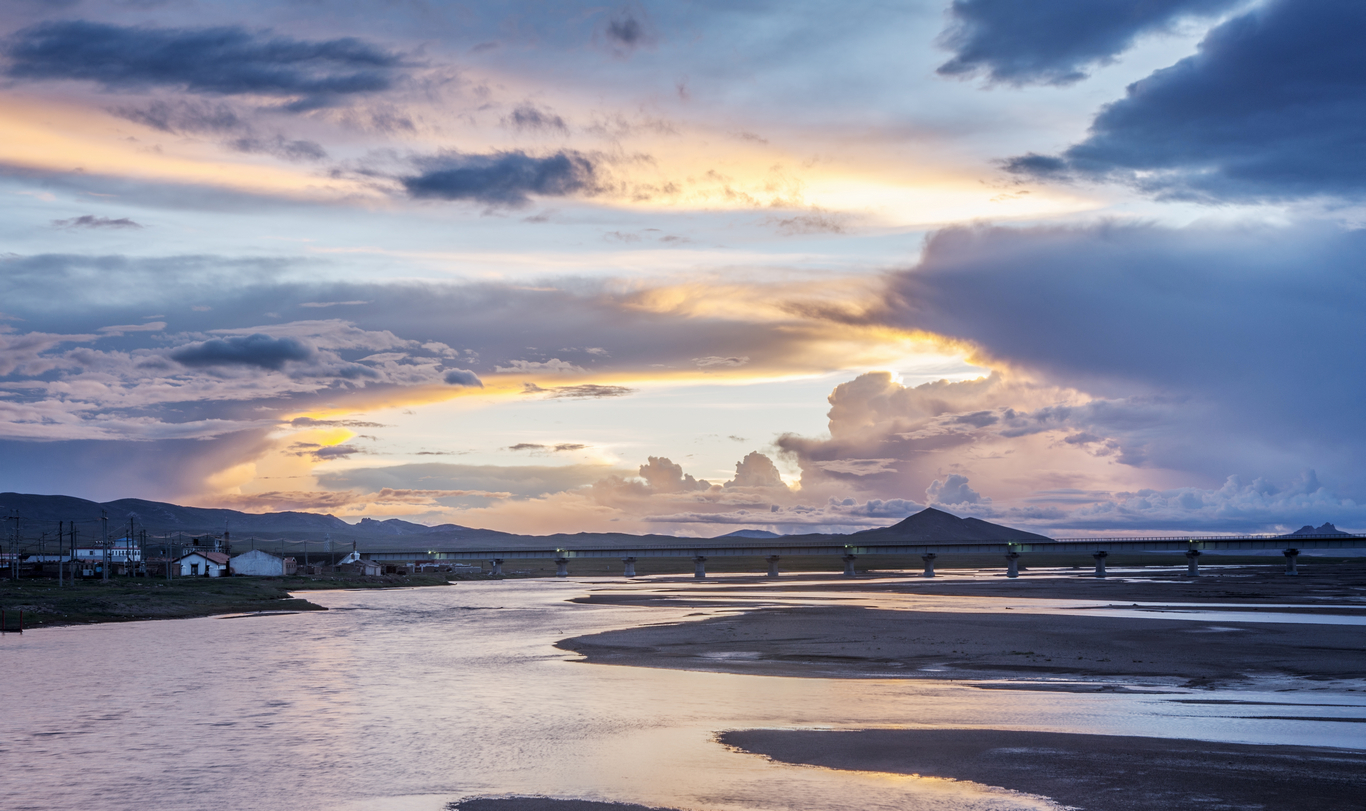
765 555 780 578
1283 548 1300 575
693 556 707 579
554 557 569 577
842 554 857 577
622 557 637 578
921 553 937 577
1185 549 1202 576
490 558 504 576
1092 551 1108 578
1005 551 1021 578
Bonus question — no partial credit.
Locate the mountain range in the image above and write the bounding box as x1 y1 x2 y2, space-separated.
0 492 1051 550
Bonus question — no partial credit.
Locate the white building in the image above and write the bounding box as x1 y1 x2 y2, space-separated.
177 551 230 577
230 549 287 576
72 536 142 563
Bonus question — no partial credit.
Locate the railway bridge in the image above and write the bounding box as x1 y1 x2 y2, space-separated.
361 534 1366 578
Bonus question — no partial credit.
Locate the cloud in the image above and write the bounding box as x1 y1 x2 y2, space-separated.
171 333 314 370
401 151 599 208
52 215 142 229
926 473 989 507
1004 0 1366 201
507 442 584 453
770 210 846 236
885 220 1366 497
289 417 384 429
504 103 568 134
443 368 483 387
497 358 587 374
638 456 710 493
603 4 655 54
5 21 402 110
693 355 748 368
113 99 245 134
523 383 633 399
228 135 328 162
316 462 626 500
936 0 1240 86
726 451 788 489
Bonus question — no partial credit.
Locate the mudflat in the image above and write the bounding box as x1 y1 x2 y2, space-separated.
561 564 1366 688
721 728 1366 811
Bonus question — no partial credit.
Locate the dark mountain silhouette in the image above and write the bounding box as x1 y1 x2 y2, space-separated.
1285 522 1350 537
851 507 1051 542
717 529 781 539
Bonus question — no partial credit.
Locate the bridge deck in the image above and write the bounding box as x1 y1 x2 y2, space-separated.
361 535 1366 562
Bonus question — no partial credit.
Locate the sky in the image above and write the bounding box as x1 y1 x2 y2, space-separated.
1 0 1362 537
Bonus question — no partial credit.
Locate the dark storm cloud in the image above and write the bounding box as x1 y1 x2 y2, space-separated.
171 333 314 370
1004 0 1366 201
52 215 142 229
401 151 599 207
936 0 1239 86
892 221 1366 486
4 21 402 110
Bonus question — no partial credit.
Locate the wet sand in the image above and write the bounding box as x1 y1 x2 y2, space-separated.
560 605 1366 688
721 728 1366 811
562 564 1366 689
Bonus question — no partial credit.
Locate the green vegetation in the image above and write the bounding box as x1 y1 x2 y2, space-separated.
0 572 459 629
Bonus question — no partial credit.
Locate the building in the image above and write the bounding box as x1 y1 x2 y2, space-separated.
177 551 230 577
72 536 142 564
229 549 287 576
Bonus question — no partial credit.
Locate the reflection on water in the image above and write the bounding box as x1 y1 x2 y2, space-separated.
4 579 1364 811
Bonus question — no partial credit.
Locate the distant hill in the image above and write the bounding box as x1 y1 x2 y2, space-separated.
716 529 781 539
1285 522 1350 537
0 492 508 548
851 507 1051 542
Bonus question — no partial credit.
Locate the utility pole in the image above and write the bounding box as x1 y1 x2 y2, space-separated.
58 521 63 587
101 509 110 583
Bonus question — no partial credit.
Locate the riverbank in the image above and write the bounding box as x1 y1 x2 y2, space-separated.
0 572 460 628
721 728 1366 811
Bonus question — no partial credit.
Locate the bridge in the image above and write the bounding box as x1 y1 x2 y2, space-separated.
361 533 1366 578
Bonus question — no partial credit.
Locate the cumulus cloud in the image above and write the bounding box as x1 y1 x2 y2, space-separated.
5 21 402 110
937 0 1239 86
638 456 710 493
1004 0 1366 201
170 333 314 371
402 151 599 208
726 451 788 489
926 473 989 507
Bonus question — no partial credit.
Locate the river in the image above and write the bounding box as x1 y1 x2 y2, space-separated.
4 577 1364 811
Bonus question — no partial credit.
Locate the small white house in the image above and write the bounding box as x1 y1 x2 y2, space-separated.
177 551 230 577
229 549 287 576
